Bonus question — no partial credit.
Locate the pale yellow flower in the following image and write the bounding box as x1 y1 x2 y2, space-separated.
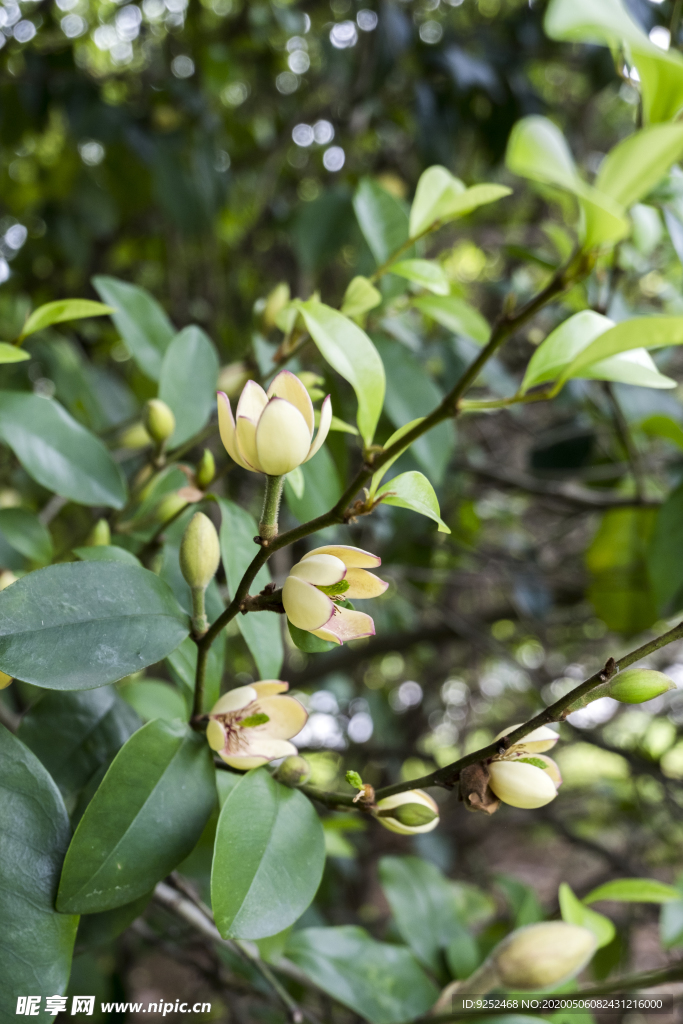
206 681 307 770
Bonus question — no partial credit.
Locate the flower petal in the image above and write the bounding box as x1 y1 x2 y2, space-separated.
290 554 347 586
532 754 562 787
252 681 289 697
220 738 299 771
267 370 314 436
343 568 389 599
302 545 381 568
495 724 559 754
304 394 332 463
283 575 335 630
206 719 227 751
254 694 308 739
236 414 262 471
374 790 440 835
255 398 312 475
217 392 253 471
236 379 268 421
211 685 258 715
313 606 375 644
488 760 557 809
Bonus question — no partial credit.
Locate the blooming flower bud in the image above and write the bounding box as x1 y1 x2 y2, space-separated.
373 790 439 835
607 669 674 704
143 399 176 447
196 449 215 490
217 370 332 476
86 518 111 547
282 545 388 645
207 681 307 770
0 670 12 689
275 754 311 786
180 512 220 591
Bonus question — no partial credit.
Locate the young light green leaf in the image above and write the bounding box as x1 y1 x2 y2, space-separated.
287 926 438 1024
557 316 683 387
559 882 615 948
0 561 189 690
376 471 450 533
341 276 382 319
346 770 364 790
409 165 511 238
19 299 115 341
595 123 683 210
211 768 326 939
583 878 682 905
0 391 128 508
295 300 385 445
369 417 424 497
158 325 219 447
0 342 30 363
390 259 450 295
57 720 216 913
353 177 410 265
217 499 284 679
0 507 53 564
413 294 490 344
93 275 175 381
0 728 78 1022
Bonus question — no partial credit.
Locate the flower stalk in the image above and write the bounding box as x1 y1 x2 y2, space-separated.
259 474 284 542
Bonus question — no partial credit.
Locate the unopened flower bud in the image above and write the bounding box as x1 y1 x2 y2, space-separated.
373 789 439 835
491 922 597 990
488 759 558 809
263 282 291 330
0 670 12 689
180 512 220 591
196 450 216 490
275 755 311 787
143 399 176 447
607 669 674 704
0 571 18 590
86 518 111 547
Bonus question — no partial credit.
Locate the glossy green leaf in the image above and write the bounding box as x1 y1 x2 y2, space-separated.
649 480 683 613
0 727 79 1021
211 768 326 939
559 882 615 948
0 561 189 690
413 294 490 344
558 316 683 386
18 687 141 800
410 166 511 238
0 391 127 509
19 299 114 341
390 259 450 295
93 275 175 381
295 299 386 446
377 471 450 533
118 678 187 722
286 926 438 1024
379 855 465 976
158 325 219 447
595 123 683 210
74 544 141 565
341 276 382 319
57 720 216 913
0 341 30 362
217 499 283 679
353 177 410 265
0 507 53 563
368 417 424 497
584 878 682 904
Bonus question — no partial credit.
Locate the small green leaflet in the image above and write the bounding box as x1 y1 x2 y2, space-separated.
0 343 29 363
390 259 450 295
376 471 450 533
18 299 114 342
346 770 364 790
583 878 682 905
559 882 615 949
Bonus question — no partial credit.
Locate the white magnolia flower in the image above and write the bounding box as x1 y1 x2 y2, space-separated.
206 681 307 770
282 545 388 645
488 724 562 809
217 369 332 475
374 789 439 834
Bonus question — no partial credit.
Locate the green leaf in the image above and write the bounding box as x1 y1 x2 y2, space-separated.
522 311 676 393
649 479 683 613
584 878 682 905
660 881 683 949
295 300 386 446
0 727 79 1021
217 499 284 679
76 891 152 952
390 259 450 295
557 316 683 387
118 679 188 722
0 391 128 509
379 855 465 976
19 299 115 341
353 177 410 265
18 687 141 800
377 471 450 533
0 561 189 690
284 444 341 523
640 414 683 452
413 294 490 345
158 325 220 447
595 123 683 210
368 417 424 497
0 507 53 563
57 720 216 913
286 925 438 1024
587 507 659 634
341 276 382 319
74 544 142 565
0 341 30 363
446 931 481 981
559 882 616 948
288 620 336 653
93 276 175 381
211 768 326 939
409 166 511 238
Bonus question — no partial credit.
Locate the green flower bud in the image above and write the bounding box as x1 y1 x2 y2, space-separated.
86 518 111 547
607 669 675 704
196 449 216 490
143 399 176 446
180 512 220 591
373 789 440 835
119 422 152 450
276 755 311 787
151 491 187 527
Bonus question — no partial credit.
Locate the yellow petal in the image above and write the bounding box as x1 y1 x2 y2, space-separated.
211 685 258 715
310 626 342 645
252 681 289 697
255 398 312 475
267 370 314 435
290 554 346 586
226 736 299 766
207 719 227 751
0 671 12 689
495 723 559 754
217 392 253 471
236 379 268 421
219 753 270 770
315 606 375 644
488 760 557 809
282 575 334 630
304 394 332 463
255 695 308 739
302 545 381 568
343 567 389 599
235 414 262 471
533 754 562 788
